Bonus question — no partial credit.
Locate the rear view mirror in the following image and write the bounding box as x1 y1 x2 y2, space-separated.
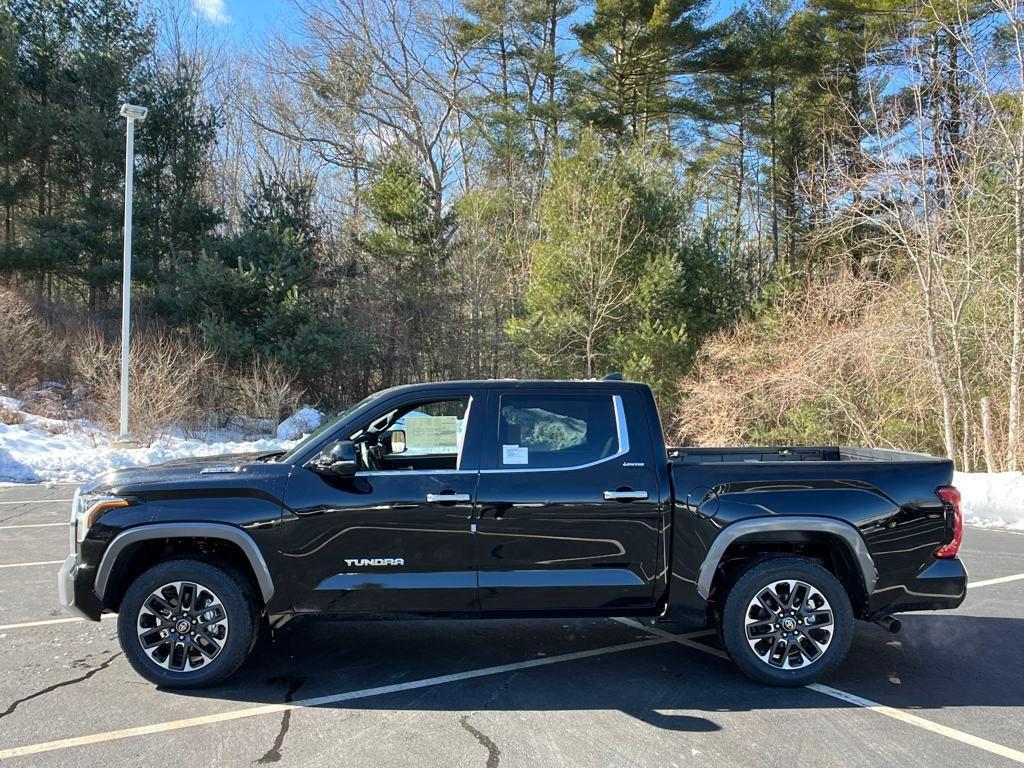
388 429 407 455
315 440 357 477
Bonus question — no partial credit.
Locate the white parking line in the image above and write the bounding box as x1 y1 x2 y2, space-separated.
614 618 1024 765
0 560 62 569
809 684 1024 764
968 573 1024 589
0 522 65 530
0 616 96 631
0 499 73 505
967 525 1024 536
0 635 682 761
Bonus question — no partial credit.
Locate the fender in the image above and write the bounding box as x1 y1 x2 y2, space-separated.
696 515 877 599
94 522 275 604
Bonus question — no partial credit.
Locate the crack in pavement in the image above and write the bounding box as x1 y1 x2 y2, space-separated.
0 651 121 720
460 715 500 768
255 677 305 764
0 507 48 525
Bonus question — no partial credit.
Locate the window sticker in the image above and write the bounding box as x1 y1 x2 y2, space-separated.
404 415 459 453
502 444 529 465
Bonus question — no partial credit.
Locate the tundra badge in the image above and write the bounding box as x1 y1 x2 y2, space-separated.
344 558 405 567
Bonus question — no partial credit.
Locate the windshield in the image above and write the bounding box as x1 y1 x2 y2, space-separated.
279 390 387 463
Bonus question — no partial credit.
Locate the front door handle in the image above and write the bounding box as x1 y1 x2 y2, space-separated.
603 490 649 501
426 492 471 503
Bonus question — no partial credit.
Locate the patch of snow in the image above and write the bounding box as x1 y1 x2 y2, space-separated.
954 471 1024 531
0 395 24 411
0 402 298 484
276 407 324 441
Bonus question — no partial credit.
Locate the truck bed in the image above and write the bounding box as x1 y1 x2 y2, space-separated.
668 445 938 463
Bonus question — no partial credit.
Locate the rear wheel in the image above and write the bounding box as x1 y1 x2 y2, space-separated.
721 557 853 686
117 559 259 688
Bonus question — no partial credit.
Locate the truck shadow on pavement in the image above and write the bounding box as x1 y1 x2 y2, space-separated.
171 612 1024 732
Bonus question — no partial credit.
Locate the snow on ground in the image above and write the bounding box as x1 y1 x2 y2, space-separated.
0 396 314 483
954 471 1024 531
276 406 325 440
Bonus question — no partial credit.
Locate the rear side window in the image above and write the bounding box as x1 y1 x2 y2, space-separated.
497 394 619 469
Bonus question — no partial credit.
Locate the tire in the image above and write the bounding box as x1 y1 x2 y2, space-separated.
117 559 260 689
721 556 853 686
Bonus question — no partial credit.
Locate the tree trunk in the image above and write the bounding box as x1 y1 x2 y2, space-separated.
733 111 746 264
981 397 997 472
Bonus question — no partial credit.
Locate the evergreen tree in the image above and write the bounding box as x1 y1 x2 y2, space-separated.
356 155 457 386
134 55 222 305
573 0 711 143
511 132 737 397
176 173 345 393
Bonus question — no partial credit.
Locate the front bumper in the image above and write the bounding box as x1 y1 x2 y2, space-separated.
869 557 968 617
57 555 103 621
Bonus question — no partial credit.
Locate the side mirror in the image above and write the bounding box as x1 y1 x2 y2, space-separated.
315 440 357 477
387 429 407 455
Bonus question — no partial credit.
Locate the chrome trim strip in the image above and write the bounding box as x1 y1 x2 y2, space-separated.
354 469 476 477
481 394 630 474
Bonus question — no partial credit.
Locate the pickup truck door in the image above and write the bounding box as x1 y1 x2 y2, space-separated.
279 388 483 614
474 389 662 613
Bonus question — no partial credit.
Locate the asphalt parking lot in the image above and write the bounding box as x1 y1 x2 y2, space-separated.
1 483 1023 767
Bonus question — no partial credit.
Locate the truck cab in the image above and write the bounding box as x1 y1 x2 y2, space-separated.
278 379 669 617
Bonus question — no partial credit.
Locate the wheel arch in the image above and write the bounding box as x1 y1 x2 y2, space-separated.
698 516 876 610
95 523 275 610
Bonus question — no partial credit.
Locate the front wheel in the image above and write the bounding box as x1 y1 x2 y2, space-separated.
721 557 853 686
117 559 259 688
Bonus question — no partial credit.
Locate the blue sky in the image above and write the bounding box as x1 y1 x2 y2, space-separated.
189 0 743 43
190 0 288 41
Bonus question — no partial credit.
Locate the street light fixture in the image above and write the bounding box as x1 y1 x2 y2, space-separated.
114 103 147 446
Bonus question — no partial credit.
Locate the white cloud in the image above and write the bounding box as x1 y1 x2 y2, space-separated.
193 0 230 25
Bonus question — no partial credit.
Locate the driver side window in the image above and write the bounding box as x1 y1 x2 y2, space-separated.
349 397 470 472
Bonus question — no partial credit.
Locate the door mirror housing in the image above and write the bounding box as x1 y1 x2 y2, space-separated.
387 429 407 455
315 440 357 476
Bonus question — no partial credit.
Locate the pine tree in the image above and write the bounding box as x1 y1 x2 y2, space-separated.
573 0 711 144
357 155 457 385
176 172 345 393
134 55 222 306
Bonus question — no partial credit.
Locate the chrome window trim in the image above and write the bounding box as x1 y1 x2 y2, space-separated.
482 394 629 474
354 469 477 477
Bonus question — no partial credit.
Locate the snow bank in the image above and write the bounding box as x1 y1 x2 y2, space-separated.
954 471 1024 531
276 407 324 440
0 403 324 483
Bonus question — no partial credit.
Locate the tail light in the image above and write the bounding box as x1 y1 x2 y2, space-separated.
935 486 962 558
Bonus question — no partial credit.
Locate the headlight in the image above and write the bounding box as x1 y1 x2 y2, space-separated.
72 491 129 544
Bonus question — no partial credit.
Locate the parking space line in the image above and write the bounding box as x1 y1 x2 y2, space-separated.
0 499 73 505
809 684 1024 763
0 634 689 761
0 523 65 530
968 573 1024 589
616 618 1024 766
967 525 1024 536
0 560 62 569
0 615 113 631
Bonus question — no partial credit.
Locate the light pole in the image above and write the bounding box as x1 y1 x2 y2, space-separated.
115 103 147 446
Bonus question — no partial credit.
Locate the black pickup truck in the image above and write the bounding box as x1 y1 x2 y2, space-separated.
58 377 967 688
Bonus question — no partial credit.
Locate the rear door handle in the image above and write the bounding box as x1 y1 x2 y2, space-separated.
426 492 471 503
603 490 649 501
